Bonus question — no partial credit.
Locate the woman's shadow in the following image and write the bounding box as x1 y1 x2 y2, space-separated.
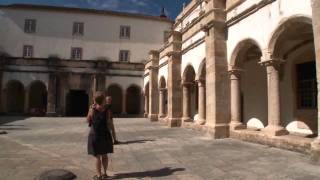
117 139 155 145
111 167 185 179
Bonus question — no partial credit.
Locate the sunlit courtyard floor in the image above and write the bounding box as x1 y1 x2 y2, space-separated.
1 116 320 180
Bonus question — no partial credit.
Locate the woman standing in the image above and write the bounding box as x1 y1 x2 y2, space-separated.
87 91 113 180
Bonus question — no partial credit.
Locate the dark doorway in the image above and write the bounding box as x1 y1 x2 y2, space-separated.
107 84 123 114
6 80 25 114
28 81 47 116
66 90 89 117
126 85 141 115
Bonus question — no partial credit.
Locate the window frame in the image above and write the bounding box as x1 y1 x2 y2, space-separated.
120 25 131 39
23 45 34 58
71 47 83 60
24 19 36 33
119 50 130 62
73 22 84 36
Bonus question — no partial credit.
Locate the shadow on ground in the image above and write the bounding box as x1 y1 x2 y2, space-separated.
111 167 185 179
118 139 155 145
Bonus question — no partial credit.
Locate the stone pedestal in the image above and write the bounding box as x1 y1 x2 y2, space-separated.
261 60 288 136
144 94 149 118
148 51 159 122
229 69 246 130
197 80 206 125
311 0 320 161
46 73 57 116
181 82 192 122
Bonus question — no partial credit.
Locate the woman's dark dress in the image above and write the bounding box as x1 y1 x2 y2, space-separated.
87 108 113 156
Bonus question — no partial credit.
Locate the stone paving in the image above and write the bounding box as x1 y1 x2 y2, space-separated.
1 116 320 180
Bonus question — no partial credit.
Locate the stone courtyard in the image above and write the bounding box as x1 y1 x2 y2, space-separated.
1 116 320 180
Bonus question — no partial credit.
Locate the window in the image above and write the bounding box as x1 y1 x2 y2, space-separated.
119 50 130 62
120 26 130 39
71 47 82 60
164 31 171 43
297 61 317 109
23 45 33 58
73 22 84 36
24 19 36 33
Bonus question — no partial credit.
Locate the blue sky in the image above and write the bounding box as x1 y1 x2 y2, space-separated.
0 0 191 19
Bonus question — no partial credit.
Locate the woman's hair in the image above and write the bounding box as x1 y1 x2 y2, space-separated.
94 91 106 105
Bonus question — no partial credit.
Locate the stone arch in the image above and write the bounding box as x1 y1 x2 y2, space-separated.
230 39 262 68
107 83 123 114
267 15 316 134
182 64 196 83
158 76 168 118
196 59 206 81
126 84 141 115
4 80 25 114
181 64 197 121
267 15 313 59
144 82 150 117
28 80 47 116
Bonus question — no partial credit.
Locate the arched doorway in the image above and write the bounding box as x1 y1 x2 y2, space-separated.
158 76 168 118
5 80 25 114
269 17 317 135
28 81 47 116
230 39 266 129
66 90 89 117
181 65 197 122
107 84 123 114
196 60 206 125
126 85 141 115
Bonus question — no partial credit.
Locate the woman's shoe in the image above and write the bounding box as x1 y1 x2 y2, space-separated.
101 174 109 179
93 175 102 180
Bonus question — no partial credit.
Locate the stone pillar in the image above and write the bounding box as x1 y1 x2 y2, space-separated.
261 60 288 136
148 50 160 121
203 1 230 138
197 80 206 125
95 75 106 92
122 90 126 114
46 73 57 116
144 93 149 117
158 88 166 118
167 51 182 127
0 59 4 113
311 0 320 160
229 69 245 130
181 82 192 122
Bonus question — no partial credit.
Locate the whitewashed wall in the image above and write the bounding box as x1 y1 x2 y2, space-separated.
0 7 172 63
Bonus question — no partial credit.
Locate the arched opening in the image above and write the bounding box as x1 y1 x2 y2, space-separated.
107 84 123 114
126 85 141 115
5 80 25 114
28 81 47 116
269 17 317 135
66 90 89 117
231 39 266 129
182 65 197 121
159 76 168 118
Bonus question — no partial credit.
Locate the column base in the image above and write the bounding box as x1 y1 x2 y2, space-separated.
206 123 230 139
148 114 158 122
144 113 148 118
46 111 57 117
158 114 166 118
196 119 206 125
230 122 246 130
181 117 192 123
167 117 182 127
311 138 320 162
262 125 289 136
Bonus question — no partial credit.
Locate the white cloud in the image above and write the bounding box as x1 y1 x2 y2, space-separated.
86 0 119 9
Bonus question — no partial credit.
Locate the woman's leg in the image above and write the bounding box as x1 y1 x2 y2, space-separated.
95 155 102 177
102 154 108 175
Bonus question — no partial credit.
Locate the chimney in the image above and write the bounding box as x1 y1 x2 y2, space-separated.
160 7 167 18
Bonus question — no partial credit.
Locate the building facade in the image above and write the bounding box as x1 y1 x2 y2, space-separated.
0 4 172 116
144 0 320 157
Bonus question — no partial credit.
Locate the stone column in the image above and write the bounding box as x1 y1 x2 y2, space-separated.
158 88 166 118
261 60 288 136
122 90 126 115
144 93 149 117
95 74 106 92
148 50 159 121
311 0 320 160
181 82 192 122
197 80 206 125
203 1 230 138
46 73 57 116
229 69 245 130
0 59 4 113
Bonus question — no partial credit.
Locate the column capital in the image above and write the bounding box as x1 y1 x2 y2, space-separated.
228 68 243 79
196 79 205 87
166 51 181 59
158 88 167 91
181 81 193 87
259 59 285 67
